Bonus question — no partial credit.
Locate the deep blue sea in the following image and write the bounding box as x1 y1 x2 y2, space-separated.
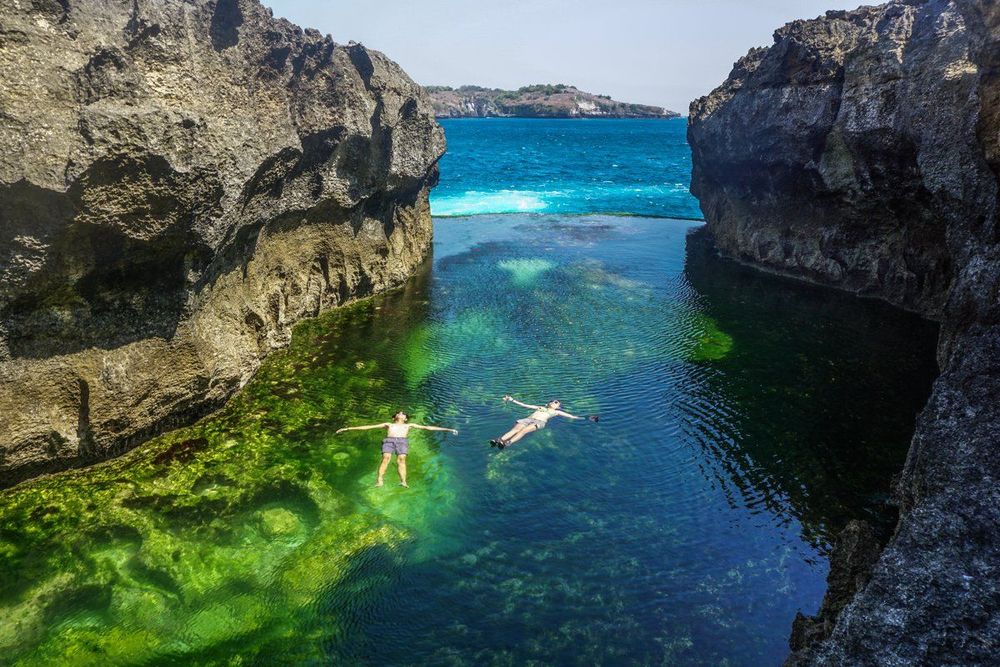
432 118 702 219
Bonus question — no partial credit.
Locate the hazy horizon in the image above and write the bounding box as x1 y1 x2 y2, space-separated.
263 0 864 114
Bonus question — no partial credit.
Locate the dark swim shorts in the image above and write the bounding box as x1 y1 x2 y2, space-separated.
382 437 409 455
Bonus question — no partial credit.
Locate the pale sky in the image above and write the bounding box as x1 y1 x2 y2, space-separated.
262 1 865 114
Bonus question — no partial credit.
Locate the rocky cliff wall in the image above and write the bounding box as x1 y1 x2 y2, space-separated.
0 0 445 486
689 1 999 664
427 84 680 119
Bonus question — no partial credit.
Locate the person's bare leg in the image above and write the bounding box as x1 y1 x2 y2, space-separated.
501 424 527 442
504 424 538 445
376 453 392 486
397 455 408 488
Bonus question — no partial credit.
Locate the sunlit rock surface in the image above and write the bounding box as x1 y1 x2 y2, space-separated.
689 0 1000 664
0 0 444 485
426 84 680 119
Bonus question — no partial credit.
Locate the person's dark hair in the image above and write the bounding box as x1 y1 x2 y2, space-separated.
548 399 561 406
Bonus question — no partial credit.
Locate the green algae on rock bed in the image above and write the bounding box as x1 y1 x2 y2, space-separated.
0 278 458 665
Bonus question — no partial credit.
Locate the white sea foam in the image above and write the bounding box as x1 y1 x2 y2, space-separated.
432 189 550 216
431 184 697 217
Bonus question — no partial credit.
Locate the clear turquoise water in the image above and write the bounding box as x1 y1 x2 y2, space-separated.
339 215 938 665
0 121 939 665
432 118 702 219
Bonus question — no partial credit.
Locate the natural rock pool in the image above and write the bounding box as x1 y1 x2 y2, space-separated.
0 215 938 665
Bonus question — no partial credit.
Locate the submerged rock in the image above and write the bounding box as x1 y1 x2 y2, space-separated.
689 0 1000 663
0 0 445 486
787 520 881 663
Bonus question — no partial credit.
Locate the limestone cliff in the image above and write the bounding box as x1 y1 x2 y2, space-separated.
689 0 999 664
0 0 445 486
426 84 679 119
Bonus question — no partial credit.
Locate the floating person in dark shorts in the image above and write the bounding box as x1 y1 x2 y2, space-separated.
336 411 458 488
490 395 598 450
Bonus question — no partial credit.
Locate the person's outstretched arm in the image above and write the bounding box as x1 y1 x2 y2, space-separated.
503 395 541 410
335 423 389 434
554 409 585 420
410 424 459 435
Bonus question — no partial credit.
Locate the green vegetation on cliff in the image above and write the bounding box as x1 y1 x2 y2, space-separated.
426 84 679 118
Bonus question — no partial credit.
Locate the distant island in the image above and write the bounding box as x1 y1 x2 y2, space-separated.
425 84 680 119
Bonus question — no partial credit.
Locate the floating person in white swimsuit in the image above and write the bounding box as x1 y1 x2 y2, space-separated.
336 411 457 488
490 395 597 450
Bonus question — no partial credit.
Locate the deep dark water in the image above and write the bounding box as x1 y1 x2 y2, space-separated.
0 216 939 666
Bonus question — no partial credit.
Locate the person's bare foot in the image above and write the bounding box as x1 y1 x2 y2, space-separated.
400 482 409 488
375 479 384 487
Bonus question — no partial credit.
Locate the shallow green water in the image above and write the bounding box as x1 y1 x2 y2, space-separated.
0 216 938 665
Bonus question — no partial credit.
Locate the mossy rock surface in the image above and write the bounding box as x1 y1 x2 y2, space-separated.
0 294 454 665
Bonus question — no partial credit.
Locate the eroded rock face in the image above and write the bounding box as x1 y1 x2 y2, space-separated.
0 0 445 486
689 0 1000 664
688 0 987 317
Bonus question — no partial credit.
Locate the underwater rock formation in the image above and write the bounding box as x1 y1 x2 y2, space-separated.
688 0 1000 663
0 0 444 486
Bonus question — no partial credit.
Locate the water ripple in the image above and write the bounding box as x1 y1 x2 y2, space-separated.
0 215 939 667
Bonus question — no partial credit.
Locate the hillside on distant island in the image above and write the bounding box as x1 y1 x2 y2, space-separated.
426 84 679 119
